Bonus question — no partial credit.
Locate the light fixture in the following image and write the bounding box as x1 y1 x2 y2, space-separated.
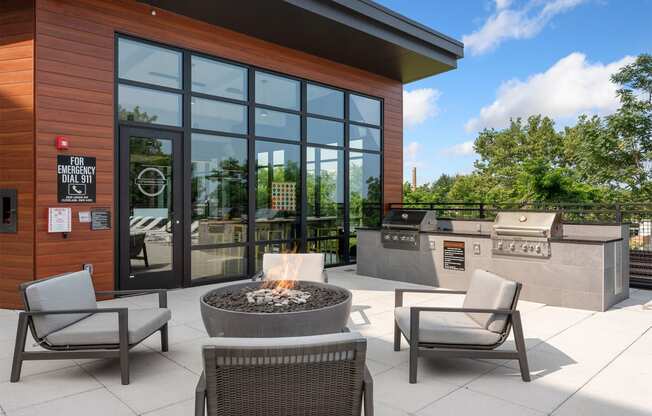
151 9 157 16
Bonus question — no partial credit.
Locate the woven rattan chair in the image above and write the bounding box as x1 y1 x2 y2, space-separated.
253 253 328 282
10 270 170 385
394 269 530 383
195 332 373 416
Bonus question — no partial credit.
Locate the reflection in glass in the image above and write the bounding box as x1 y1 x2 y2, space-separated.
307 147 343 237
255 141 300 240
255 108 299 140
349 151 381 229
191 246 246 280
191 56 247 100
307 239 342 266
118 84 181 126
307 84 343 118
307 118 343 147
255 241 300 272
118 38 182 89
191 134 247 245
191 97 247 134
350 125 381 151
349 94 381 126
255 71 300 110
129 136 173 274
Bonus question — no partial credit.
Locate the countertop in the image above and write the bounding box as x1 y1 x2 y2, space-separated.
356 227 623 244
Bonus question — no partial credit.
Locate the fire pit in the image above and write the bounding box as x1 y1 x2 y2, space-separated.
200 280 352 337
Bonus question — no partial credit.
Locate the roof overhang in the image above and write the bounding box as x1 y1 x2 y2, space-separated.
138 0 464 83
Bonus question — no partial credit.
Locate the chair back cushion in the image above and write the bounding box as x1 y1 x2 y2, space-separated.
262 253 325 282
463 269 518 333
24 270 97 338
202 332 366 416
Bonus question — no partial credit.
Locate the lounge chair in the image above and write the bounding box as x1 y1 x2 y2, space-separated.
195 332 373 416
10 270 170 385
394 269 530 383
255 253 328 282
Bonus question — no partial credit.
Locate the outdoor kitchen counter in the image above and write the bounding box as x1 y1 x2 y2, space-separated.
356 227 624 244
356 223 629 311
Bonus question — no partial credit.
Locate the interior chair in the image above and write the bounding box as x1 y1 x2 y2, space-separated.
11 270 170 385
195 332 373 416
394 269 530 383
254 253 328 282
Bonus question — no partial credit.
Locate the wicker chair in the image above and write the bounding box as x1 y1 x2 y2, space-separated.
10 270 170 385
394 269 530 383
253 253 328 282
195 332 373 416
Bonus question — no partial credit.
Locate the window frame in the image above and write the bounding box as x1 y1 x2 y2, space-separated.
115 34 384 285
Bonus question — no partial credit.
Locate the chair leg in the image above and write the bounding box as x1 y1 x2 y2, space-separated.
120 345 130 385
409 309 419 384
512 311 530 382
160 324 169 352
10 313 29 383
393 322 401 351
119 312 130 385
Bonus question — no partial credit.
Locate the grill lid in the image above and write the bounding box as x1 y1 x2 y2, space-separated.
492 212 562 239
382 209 437 230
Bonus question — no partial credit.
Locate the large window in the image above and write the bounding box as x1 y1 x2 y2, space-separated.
118 37 383 281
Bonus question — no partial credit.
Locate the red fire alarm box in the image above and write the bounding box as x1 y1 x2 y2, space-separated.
55 136 69 150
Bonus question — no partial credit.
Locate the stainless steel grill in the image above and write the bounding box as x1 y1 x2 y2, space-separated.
381 210 437 250
491 211 562 258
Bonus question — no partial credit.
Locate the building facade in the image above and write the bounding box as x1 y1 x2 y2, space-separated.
0 0 462 308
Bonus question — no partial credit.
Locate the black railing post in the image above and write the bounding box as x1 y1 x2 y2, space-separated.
479 203 485 219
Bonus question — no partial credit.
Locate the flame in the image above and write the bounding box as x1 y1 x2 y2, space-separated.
261 246 302 290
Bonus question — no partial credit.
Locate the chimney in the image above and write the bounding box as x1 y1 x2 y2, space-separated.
411 167 417 191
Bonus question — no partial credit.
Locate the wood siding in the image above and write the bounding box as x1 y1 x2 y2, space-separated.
3 0 403 304
0 0 35 308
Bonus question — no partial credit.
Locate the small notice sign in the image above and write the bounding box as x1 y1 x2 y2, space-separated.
57 155 96 203
48 207 72 233
443 240 465 271
91 209 111 230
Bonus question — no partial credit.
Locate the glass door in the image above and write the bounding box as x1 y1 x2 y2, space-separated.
119 126 183 290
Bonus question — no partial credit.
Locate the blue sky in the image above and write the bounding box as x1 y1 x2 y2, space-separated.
375 0 652 184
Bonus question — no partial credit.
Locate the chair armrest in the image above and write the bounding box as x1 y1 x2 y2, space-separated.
195 372 206 416
363 365 374 416
395 288 466 307
96 289 168 308
20 308 128 316
410 306 515 315
251 271 264 281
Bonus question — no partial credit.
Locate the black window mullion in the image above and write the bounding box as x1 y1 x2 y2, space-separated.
300 81 308 253
343 91 351 264
182 50 192 287
247 67 256 278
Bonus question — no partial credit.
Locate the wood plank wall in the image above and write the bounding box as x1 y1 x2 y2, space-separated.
25 0 403 302
0 0 35 308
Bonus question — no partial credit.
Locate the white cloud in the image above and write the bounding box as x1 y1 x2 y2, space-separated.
466 53 634 132
404 141 423 169
441 140 476 157
403 88 441 128
463 0 587 56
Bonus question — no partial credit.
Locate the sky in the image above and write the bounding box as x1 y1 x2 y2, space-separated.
374 0 652 185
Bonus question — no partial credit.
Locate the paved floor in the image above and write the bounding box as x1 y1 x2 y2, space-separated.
1 267 651 415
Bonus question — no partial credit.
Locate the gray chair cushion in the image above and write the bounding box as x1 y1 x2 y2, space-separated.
463 269 518 333
25 270 97 338
45 308 171 346
204 331 365 349
394 307 502 345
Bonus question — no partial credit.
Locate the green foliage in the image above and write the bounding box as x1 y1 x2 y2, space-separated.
406 53 652 205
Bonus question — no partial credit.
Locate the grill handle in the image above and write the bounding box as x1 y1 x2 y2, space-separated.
493 227 548 237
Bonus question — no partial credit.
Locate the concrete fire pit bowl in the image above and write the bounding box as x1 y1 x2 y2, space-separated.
200 281 352 337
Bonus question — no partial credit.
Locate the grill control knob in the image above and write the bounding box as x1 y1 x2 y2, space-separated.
497 241 504 250
535 245 541 253
522 245 528 252
509 243 515 251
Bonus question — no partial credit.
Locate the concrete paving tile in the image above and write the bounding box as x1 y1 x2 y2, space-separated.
396 357 499 387
142 398 195 416
373 367 458 413
6 388 136 416
0 355 78 383
142 323 205 349
0 366 101 411
417 388 545 416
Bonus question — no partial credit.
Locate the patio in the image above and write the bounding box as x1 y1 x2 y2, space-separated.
0 267 651 416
